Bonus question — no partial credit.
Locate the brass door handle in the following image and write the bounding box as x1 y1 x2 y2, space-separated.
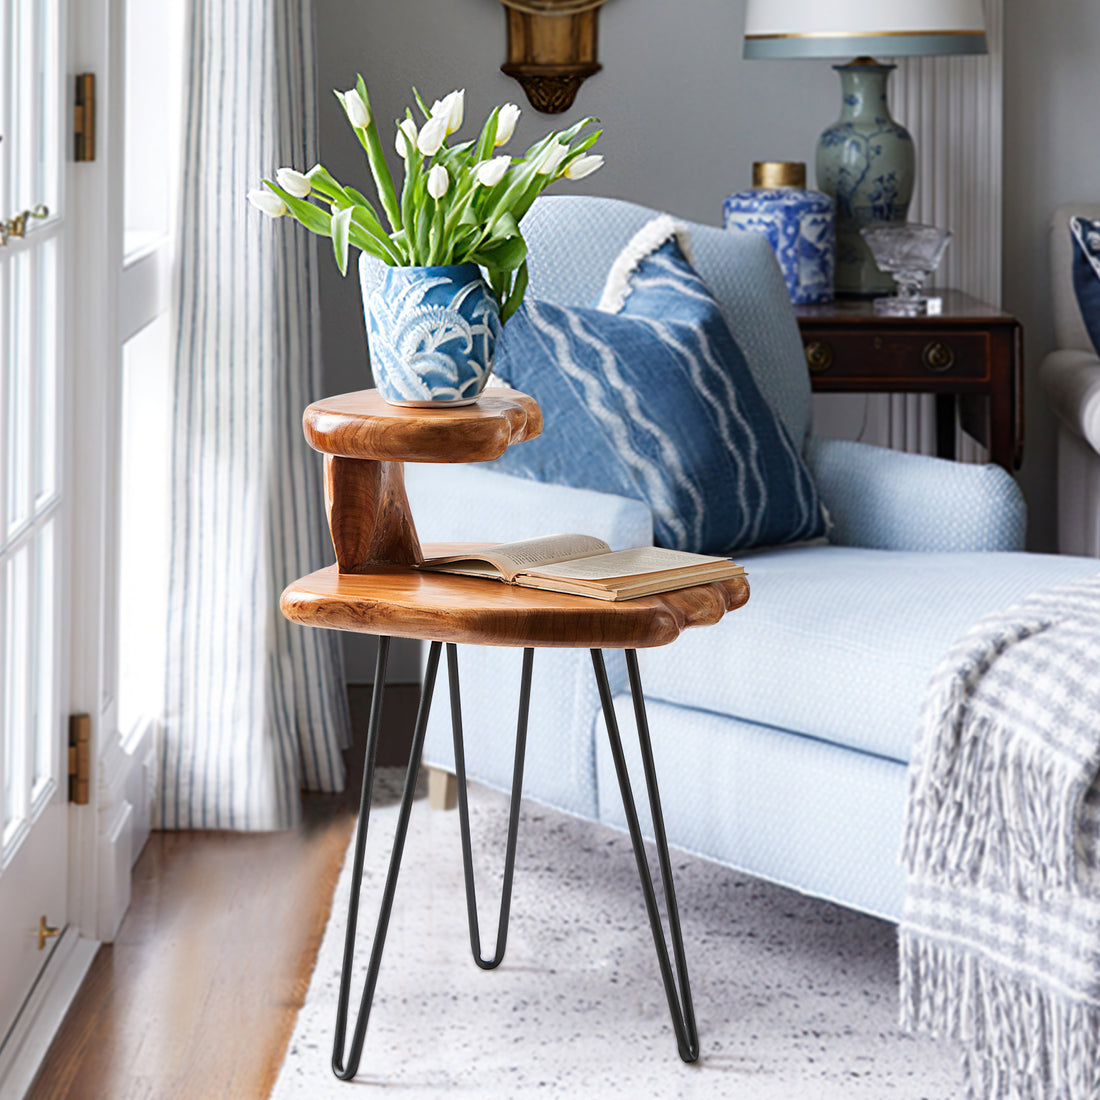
38 915 60 950
0 204 49 246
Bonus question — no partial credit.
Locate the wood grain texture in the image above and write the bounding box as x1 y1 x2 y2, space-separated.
303 388 542 463
795 290 1023 471
324 455 423 570
281 543 750 650
28 688 420 1100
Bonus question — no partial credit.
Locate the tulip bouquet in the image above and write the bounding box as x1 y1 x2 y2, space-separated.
248 78 603 323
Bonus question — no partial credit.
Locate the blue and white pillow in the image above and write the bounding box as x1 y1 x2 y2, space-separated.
1071 216 1100 357
488 217 825 555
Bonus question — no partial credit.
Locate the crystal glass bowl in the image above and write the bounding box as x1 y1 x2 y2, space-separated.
860 224 953 315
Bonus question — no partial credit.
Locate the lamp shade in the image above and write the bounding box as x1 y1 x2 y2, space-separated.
743 0 987 60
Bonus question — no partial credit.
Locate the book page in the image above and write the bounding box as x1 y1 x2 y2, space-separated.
521 546 730 583
420 533 611 582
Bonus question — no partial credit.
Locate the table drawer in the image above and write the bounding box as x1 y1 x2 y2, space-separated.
800 329 991 382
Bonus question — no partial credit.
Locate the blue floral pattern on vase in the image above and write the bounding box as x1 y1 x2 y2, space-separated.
723 186 835 304
815 63 914 296
364 263 501 406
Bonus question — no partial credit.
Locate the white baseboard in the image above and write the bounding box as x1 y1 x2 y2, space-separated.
0 929 98 1097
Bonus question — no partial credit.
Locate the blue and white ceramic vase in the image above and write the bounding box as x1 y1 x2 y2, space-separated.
723 161 835 304
815 62 914 297
362 263 501 407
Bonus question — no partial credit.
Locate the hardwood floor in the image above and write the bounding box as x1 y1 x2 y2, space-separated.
28 684 421 1100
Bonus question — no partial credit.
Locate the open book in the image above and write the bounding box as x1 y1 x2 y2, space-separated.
418 534 745 601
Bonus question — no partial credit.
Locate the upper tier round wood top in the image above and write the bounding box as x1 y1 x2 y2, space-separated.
281 544 750 650
302 388 543 463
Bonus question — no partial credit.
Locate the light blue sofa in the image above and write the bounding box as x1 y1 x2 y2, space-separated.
404 196 1100 922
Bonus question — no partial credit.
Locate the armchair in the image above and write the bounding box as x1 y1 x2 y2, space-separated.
1041 202 1100 556
405 195 1099 922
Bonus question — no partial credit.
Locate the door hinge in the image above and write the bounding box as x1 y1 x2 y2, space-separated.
68 714 91 805
73 73 95 162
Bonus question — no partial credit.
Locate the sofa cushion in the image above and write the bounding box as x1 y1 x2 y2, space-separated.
487 222 824 555
1070 216 1100 357
637 545 1100 765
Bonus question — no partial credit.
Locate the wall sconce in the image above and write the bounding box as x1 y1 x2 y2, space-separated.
498 0 610 114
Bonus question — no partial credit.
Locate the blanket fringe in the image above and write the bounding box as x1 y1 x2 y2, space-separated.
596 215 694 314
901 618 1086 894
900 931 1100 1100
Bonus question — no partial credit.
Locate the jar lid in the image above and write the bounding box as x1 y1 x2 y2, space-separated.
753 161 806 189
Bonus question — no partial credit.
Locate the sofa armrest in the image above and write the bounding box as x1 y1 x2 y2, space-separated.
1040 348 1100 455
803 434 1026 552
405 463 654 550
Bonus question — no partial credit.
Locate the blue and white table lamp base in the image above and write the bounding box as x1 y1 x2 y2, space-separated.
742 0 986 297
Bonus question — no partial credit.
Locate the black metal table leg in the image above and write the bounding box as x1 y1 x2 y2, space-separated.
331 638 442 1081
448 643 533 969
591 648 700 1064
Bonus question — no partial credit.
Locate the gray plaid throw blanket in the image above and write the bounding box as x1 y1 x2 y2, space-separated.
901 576 1100 1099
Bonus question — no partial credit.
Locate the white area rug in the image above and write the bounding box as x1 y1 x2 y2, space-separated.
272 773 962 1098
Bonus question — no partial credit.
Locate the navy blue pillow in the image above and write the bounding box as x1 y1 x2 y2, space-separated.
488 227 825 555
1071 216 1100 357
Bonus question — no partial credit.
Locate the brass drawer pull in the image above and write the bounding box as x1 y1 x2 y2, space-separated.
923 340 955 372
805 341 833 373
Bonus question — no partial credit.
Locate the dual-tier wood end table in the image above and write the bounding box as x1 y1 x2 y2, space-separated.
281 389 749 1079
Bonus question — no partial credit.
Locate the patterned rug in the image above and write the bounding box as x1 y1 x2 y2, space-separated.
272 772 962 1098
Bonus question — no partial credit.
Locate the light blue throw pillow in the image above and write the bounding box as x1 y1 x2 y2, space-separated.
1071 216 1100 357
488 218 825 555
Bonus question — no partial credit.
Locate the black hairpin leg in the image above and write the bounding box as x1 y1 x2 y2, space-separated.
331 637 442 1081
591 648 700 1064
448 643 533 969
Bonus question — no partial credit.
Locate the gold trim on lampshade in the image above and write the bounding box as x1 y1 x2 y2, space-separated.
746 29 984 40
753 161 806 189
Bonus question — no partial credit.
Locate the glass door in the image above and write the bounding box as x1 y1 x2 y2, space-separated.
0 0 70 1044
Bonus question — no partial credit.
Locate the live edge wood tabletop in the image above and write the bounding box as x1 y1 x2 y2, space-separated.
280 387 750 651
794 290 1024 472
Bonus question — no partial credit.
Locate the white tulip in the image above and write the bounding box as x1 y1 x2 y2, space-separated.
396 117 419 159
427 165 450 200
247 189 287 217
495 103 521 146
417 113 448 157
430 89 465 135
564 154 604 181
475 156 511 187
275 167 312 198
533 139 569 176
341 88 370 129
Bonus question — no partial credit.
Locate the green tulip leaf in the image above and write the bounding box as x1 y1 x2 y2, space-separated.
501 260 529 323
266 181 332 236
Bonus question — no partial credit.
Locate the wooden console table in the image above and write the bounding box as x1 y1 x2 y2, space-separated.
281 389 750 1079
794 290 1023 471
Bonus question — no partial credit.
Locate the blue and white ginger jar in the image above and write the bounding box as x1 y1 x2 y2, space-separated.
363 263 501 407
723 161 835 305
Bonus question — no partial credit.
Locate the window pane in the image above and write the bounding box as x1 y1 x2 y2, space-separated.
35 0 60 213
2 544 29 843
118 314 171 734
33 520 55 792
35 237 57 502
6 248 31 536
124 0 185 257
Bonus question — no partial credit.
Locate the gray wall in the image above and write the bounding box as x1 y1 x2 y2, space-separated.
314 0 835 680
313 0 1100 678
1002 0 1100 551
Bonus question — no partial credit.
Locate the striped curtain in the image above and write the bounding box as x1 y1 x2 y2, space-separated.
160 0 350 829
